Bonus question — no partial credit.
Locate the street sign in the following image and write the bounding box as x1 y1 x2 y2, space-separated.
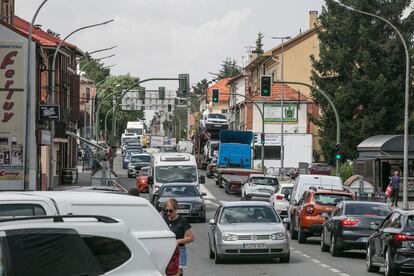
39 105 60 121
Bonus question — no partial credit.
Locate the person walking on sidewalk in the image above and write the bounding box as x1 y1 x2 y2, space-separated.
390 171 400 207
163 198 193 276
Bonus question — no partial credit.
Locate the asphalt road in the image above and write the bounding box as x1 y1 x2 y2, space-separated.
113 154 410 276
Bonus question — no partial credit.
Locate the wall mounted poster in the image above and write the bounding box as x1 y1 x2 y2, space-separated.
264 103 298 123
0 42 25 182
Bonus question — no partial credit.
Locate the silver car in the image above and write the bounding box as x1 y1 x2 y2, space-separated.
208 201 290 264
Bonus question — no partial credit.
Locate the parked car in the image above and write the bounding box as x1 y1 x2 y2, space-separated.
320 201 392 256
366 209 414 276
153 183 207 222
136 166 150 192
128 153 152 178
0 215 178 276
289 188 354 244
208 201 290 264
206 158 217 178
308 163 333 175
241 174 279 201
270 183 294 219
0 191 177 275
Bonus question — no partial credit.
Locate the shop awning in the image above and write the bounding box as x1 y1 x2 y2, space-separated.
357 135 414 160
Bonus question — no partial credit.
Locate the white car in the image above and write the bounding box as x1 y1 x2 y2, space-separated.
270 183 294 219
201 113 229 130
241 174 279 201
0 215 179 276
0 191 177 275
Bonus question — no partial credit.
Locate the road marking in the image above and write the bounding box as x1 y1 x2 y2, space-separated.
329 268 341 273
199 184 215 200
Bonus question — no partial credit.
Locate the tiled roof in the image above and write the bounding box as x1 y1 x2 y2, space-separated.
251 83 310 102
207 78 231 102
13 16 77 49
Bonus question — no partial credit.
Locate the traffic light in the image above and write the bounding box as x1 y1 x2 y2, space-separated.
212 89 219 103
158 87 165 100
179 74 190 95
335 143 342 160
167 104 172 112
260 75 272 97
260 133 265 145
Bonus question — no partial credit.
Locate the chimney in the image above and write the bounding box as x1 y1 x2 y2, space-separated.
309 10 318 29
0 0 15 25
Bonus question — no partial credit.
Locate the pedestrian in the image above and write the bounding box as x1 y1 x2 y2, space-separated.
390 171 400 207
163 198 193 276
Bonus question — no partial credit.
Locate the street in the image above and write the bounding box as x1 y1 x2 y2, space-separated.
113 155 392 276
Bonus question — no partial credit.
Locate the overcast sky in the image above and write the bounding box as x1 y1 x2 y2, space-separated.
17 0 324 90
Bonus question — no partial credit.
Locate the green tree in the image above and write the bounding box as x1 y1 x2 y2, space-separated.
311 0 414 164
79 54 110 83
96 74 145 141
254 31 264 54
217 58 242 80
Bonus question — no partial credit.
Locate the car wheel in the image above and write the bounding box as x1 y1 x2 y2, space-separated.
200 212 206 223
290 222 298 240
209 238 215 259
214 242 224 264
330 235 341 257
320 231 329 252
366 244 380 273
279 253 290 263
298 225 307 244
384 248 399 276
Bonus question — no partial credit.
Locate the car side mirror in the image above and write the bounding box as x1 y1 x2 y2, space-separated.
147 176 153 185
321 212 330 220
199 175 206 184
200 192 207 197
283 218 291 224
209 219 216 225
290 199 297 205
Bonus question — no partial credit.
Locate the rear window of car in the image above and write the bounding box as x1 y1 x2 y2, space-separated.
406 216 414 231
220 206 280 224
314 193 353 206
280 187 293 195
0 204 46 217
344 203 391 217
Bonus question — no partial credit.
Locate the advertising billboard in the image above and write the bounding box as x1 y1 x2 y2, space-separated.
0 42 25 182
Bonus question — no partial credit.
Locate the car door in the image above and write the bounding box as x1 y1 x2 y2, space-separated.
325 202 343 245
294 192 309 231
372 212 393 263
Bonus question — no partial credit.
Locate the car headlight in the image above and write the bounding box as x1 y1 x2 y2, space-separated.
222 233 238 241
192 203 204 210
270 232 286 240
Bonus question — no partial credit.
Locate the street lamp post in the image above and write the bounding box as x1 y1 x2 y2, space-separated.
271 36 291 178
24 0 49 190
335 0 410 209
49 19 114 189
80 54 116 72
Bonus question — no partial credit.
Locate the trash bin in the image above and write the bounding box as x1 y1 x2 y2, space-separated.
61 168 78 185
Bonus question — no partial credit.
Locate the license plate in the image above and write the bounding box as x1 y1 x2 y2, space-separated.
177 209 190 214
214 125 221 127
243 243 266 249
358 237 368 242
259 189 271 193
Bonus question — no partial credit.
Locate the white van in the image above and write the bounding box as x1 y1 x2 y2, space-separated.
0 192 177 276
149 153 205 201
290 174 343 204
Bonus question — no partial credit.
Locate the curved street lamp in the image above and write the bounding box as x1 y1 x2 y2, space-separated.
334 0 410 209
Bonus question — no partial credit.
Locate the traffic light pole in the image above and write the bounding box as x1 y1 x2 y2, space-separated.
220 93 266 173
274 81 341 176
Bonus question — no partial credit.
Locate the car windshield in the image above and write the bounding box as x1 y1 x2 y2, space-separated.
130 155 151 163
314 193 353 206
160 186 199 197
208 114 227 120
344 203 391 217
161 146 177 152
124 139 136 144
280 186 293 195
251 177 278 186
155 165 197 183
220 206 279 224
406 216 414 231
139 168 149 176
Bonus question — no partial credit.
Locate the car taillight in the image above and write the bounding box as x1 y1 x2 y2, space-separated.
305 204 314 214
166 246 179 276
276 195 285 200
340 218 360 227
395 234 414 241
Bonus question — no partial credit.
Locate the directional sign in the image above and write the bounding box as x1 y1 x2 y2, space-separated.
39 105 60 121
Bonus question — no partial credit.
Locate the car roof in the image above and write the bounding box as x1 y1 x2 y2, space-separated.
160 183 198 187
222 201 271 207
312 189 352 195
131 152 150 156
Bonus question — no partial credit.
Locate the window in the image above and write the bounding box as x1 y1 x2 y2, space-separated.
314 193 353 206
250 177 278 186
405 216 414 231
220 206 279 224
254 146 281 160
280 186 293 195
155 165 197 183
388 212 402 229
332 203 343 217
130 155 151 163
344 203 391 217
0 204 46 217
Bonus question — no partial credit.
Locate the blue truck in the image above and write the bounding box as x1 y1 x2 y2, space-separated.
215 131 261 194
